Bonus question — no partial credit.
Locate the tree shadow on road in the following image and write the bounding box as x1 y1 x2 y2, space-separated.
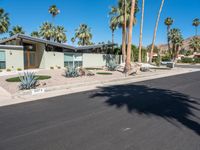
91 84 200 136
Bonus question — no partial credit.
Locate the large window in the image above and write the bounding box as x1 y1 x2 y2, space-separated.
64 53 83 68
0 51 6 69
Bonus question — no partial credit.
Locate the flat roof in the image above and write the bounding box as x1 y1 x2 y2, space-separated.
0 34 115 52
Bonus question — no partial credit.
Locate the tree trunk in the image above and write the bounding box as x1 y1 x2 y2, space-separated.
196 27 198 36
124 0 136 74
149 0 165 63
122 0 127 63
112 29 114 52
138 0 145 63
167 25 172 57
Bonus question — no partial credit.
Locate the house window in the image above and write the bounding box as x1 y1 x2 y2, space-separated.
0 51 6 69
64 53 83 68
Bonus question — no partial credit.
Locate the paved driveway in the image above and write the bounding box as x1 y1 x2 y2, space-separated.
0 72 200 150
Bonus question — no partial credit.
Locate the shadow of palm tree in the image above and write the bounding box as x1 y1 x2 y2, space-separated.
91 84 200 135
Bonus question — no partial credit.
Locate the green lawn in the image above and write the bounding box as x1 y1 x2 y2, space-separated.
96 72 113 75
6 75 51 82
85 67 103 70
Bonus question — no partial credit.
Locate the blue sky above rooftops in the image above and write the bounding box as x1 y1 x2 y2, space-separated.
0 0 199 46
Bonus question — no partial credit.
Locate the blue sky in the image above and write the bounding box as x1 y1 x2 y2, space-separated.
0 0 199 46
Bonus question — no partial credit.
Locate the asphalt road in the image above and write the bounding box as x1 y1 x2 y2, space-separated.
0 72 200 150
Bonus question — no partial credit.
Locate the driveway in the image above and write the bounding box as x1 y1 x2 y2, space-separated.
0 72 200 150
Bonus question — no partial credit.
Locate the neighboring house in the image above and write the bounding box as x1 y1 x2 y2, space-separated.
0 34 120 70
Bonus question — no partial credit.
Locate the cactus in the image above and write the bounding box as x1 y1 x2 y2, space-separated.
19 72 38 90
65 66 79 78
107 61 118 71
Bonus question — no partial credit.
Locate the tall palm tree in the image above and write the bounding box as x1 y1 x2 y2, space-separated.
71 37 75 44
189 36 200 52
149 0 165 63
48 5 60 23
0 8 10 34
164 17 173 57
192 18 199 36
109 19 117 46
9 26 25 36
72 24 92 46
39 22 53 40
30 31 40 38
138 0 145 63
54 26 67 43
124 0 136 73
109 0 139 62
168 28 183 61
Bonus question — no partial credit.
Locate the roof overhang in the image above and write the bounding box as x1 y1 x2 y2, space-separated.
0 34 117 52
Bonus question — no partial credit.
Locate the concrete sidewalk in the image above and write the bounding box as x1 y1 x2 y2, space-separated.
0 86 11 100
0 67 200 107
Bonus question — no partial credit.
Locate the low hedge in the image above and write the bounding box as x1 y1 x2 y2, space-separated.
180 58 200 64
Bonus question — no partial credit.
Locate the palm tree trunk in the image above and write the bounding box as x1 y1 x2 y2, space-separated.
167 25 171 55
149 0 165 63
138 0 145 63
112 29 115 52
124 0 136 74
122 0 127 63
196 27 198 36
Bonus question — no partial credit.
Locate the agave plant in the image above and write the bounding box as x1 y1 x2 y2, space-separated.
65 66 79 78
107 60 119 71
19 72 38 90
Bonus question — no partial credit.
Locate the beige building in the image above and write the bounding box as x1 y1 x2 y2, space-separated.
0 34 120 70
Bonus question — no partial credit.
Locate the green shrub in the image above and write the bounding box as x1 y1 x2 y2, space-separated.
57 66 61 69
194 58 200 63
162 54 171 61
19 72 38 90
17 68 22 71
65 66 79 78
6 69 11 72
50 67 54 69
181 58 193 63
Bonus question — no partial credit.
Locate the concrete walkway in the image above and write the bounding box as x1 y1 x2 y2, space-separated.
0 86 11 100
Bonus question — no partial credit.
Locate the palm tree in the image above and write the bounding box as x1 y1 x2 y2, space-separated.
109 19 117 52
72 24 92 46
9 26 25 36
124 0 136 73
48 5 60 23
168 28 183 61
109 0 139 62
0 8 10 34
138 0 145 63
149 0 165 63
30 31 40 38
54 26 67 43
39 22 53 40
192 18 199 36
71 37 75 44
164 17 173 57
109 19 117 46
189 36 200 52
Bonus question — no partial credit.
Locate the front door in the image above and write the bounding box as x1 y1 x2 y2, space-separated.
23 43 36 69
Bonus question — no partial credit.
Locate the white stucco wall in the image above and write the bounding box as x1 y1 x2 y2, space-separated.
44 51 64 69
36 43 46 69
82 54 121 67
3 48 24 70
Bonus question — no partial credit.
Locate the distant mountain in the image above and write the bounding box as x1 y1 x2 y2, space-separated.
158 36 200 53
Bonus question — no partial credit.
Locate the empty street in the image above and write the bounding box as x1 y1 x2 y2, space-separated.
0 71 200 150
